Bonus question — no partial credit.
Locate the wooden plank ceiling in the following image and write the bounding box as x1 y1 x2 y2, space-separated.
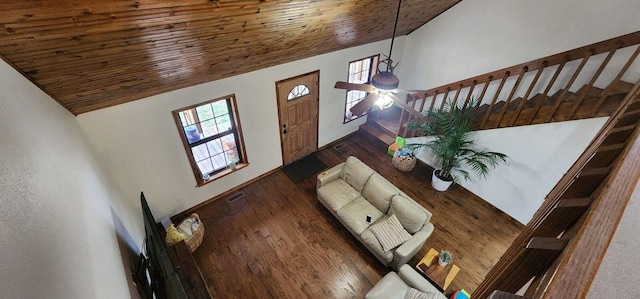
0 0 460 115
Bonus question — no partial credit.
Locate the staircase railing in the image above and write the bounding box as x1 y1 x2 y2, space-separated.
473 79 640 298
394 30 640 137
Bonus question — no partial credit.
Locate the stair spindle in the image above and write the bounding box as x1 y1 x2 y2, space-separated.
429 90 438 110
528 60 567 125
417 92 427 113
495 66 528 128
545 50 594 123
476 76 493 106
462 80 477 108
589 45 640 116
568 44 620 119
511 63 546 126
481 71 510 128
451 84 462 107
440 87 451 111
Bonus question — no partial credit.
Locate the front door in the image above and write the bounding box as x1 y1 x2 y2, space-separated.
276 71 319 165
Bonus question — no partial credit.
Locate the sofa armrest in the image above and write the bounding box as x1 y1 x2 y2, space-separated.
316 162 344 189
397 265 447 297
391 223 434 270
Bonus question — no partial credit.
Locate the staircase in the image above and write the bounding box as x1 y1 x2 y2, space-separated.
474 80 640 298
476 81 633 129
360 31 640 141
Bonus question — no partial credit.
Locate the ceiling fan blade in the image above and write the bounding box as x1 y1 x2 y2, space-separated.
335 81 376 93
390 88 428 94
350 93 378 116
388 93 423 117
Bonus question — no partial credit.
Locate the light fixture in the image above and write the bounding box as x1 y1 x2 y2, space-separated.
371 0 402 91
376 91 395 109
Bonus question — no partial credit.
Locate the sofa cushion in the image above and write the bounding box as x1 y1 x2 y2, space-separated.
389 195 428 234
337 197 384 235
340 156 376 193
364 271 409 299
362 173 399 213
318 179 360 211
361 226 394 264
369 214 412 252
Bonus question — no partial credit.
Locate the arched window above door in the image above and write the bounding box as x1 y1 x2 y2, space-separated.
287 84 310 101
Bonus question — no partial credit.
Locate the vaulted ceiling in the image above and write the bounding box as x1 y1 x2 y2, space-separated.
0 0 460 115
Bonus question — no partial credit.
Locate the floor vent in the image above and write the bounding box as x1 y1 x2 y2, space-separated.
227 191 245 202
334 143 347 151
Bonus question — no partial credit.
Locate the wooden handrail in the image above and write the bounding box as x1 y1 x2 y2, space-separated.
423 31 640 98
392 30 640 137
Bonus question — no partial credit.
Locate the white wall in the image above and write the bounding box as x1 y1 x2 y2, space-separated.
588 180 640 298
409 117 607 224
0 59 137 298
399 0 640 224
399 0 640 90
77 38 405 220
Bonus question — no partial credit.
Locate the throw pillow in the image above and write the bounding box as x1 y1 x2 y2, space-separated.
369 214 412 252
404 287 437 299
390 195 428 233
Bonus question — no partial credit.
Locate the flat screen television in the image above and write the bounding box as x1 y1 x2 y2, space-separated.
139 192 188 299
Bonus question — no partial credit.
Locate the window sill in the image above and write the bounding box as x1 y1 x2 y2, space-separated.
196 163 249 187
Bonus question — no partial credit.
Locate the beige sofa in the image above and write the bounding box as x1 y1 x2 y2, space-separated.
365 264 447 299
316 156 434 270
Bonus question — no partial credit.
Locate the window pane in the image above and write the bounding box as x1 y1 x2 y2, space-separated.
223 133 237 150
206 138 224 156
179 110 197 127
211 153 227 170
212 100 229 116
225 148 239 164
196 158 214 175
196 104 214 122
191 143 209 162
179 112 188 127
201 119 218 138
184 125 202 144
174 94 247 184
344 55 378 122
216 114 232 132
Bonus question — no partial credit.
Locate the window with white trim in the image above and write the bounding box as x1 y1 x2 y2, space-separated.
172 94 248 186
344 55 379 123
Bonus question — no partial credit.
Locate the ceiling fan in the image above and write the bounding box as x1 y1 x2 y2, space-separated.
335 0 426 116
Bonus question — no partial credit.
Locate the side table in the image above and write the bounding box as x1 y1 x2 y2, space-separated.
415 248 460 292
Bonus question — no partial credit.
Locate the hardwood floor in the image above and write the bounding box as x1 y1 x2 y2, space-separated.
189 131 523 298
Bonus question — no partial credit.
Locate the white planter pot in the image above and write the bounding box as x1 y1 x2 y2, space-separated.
438 259 448 267
431 170 453 192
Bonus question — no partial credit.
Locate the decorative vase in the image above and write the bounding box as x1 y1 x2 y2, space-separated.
392 152 417 172
431 170 453 191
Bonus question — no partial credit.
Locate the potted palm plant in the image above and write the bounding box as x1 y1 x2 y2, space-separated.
408 99 507 191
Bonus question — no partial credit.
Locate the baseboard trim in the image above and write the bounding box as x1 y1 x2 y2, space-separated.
172 131 359 222
171 166 282 222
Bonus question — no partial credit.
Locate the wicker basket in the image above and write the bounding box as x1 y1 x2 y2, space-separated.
180 213 204 253
392 152 417 172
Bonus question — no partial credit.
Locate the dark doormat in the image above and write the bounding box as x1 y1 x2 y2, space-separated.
282 154 328 184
